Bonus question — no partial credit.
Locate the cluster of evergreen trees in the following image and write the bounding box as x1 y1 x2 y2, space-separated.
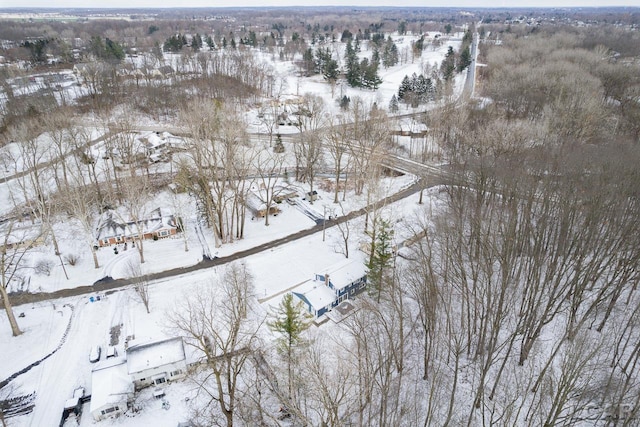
89 36 125 62
376 36 399 68
302 47 339 82
163 34 188 52
440 29 473 80
163 33 216 52
397 72 436 107
344 39 382 89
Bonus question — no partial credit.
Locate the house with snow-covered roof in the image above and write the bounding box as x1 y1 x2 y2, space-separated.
246 191 281 218
292 259 367 318
126 336 187 390
90 357 134 421
95 207 179 247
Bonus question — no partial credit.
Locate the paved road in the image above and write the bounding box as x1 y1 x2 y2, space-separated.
10 176 438 307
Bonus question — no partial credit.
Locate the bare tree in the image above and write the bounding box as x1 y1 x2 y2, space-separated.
1 221 43 336
168 262 261 427
254 149 285 227
126 258 150 313
334 203 351 258
293 93 326 203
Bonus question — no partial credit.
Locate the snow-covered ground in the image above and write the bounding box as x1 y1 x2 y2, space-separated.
0 182 448 427
0 33 465 427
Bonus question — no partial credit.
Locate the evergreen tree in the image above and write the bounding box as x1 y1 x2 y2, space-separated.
268 293 312 396
398 75 411 100
345 40 361 87
323 58 339 83
389 94 399 113
458 45 472 72
303 47 315 76
412 35 425 58
90 36 125 62
192 33 203 51
367 219 395 303
340 95 351 110
361 57 382 89
441 46 456 80
104 38 125 61
398 21 407 35
382 36 399 68
164 34 186 52
206 35 215 50
273 134 285 153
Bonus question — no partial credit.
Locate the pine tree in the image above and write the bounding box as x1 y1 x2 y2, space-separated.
389 94 399 113
398 75 411 100
345 40 361 87
268 293 312 396
192 33 202 51
458 45 472 72
382 36 399 68
323 58 339 82
361 57 382 89
441 46 456 80
367 219 395 303
340 95 351 110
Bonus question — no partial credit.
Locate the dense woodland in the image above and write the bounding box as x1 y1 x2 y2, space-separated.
1 6 640 426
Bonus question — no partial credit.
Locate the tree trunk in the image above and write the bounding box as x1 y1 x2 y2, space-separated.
91 244 100 269
0 285 22 336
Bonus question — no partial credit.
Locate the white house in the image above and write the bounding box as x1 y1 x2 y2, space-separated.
90 358 134 422
126 337 187 390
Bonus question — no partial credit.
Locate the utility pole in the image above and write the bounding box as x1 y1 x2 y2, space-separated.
322 205 328 242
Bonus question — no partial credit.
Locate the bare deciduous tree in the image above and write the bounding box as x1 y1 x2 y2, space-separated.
168 262 261 427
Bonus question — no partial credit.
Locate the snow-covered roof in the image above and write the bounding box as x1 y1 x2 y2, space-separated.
292 259 367 313
126 337 186 375
95 207 176 241
318 258 367 292
90 358 133 413
293 282 336 312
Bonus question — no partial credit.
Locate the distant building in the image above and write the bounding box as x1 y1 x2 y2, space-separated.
292 260 367 318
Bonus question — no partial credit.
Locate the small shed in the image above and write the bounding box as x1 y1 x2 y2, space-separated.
90 358 134 421
126 337 187 390
305 190 318 202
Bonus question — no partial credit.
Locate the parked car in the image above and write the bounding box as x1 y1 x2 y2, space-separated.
89 345 101 363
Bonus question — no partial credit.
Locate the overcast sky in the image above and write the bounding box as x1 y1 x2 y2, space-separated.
0 0 638 8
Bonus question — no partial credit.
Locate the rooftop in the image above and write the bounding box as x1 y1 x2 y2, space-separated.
90 358 133 413
126 337 186 375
